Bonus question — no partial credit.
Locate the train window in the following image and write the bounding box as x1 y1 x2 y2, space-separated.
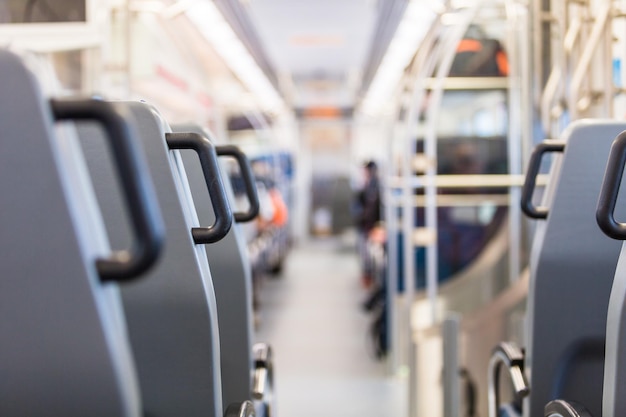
408 87 509 285
437 90 508 138
427 89 509 176
1 0 87 24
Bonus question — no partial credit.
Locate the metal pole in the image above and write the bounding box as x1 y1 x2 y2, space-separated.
385 115 401 373
443 315 461 417
398 15 445 375
408 337 419 417
422 2 482 325
401 5 480 417
505 0 525 283
400 16 445 417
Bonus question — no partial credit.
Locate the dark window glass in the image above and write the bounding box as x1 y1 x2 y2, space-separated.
1 0 86 24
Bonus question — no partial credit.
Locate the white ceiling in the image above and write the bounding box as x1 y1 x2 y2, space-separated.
243 0 380 109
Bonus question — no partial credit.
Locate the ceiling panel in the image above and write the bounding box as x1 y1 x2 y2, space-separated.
244 0 380 108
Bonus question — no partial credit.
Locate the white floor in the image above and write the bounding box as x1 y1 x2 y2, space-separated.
255 236 407 417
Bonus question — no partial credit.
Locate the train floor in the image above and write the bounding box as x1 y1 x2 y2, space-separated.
255 233 407 417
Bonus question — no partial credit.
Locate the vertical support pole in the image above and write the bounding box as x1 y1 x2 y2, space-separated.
401 6 480 417
402 112 416 379
394 21 443 384
506 0 524 283
385 119 400 373
408 337 419 417
422 4 481 324
124 0 132 97
603 2 614 118
443 315 461 417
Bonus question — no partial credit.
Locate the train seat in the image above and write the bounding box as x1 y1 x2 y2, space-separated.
491 121 626 417
544 129 626 415
77 101 255 417
594 130 626 417
0 50 164 416
172 124 274 415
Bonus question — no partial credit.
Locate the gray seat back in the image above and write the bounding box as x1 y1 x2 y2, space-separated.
79 102 232 417
172 123 256 408
0 50 151 417
597 130 626 417
603 244 626 417
525 121 626 417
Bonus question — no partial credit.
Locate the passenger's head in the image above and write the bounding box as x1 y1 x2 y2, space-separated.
451 143 483 174
364 160 378 177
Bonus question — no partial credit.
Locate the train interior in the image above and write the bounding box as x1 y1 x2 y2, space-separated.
3 1 626 417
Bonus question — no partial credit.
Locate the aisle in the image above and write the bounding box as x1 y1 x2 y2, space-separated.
255 236 406 417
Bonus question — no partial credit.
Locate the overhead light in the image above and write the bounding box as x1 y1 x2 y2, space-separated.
360 0 439 116
289 35 345 47
185 0 284 112
129 0 167 13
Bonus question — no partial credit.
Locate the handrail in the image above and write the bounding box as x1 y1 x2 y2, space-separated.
389 174 550 189
51 98 165 282
422 77 509 90
545 400 593 417
596 131 626 240
569 2 611 119
563 17 582 54
540 66 562 134
386 10 445 375
420 4 484 328
215 145 260 223
540 17 581 134
224 401 256 417
488 342 529 417
166 132 233 244
389 194 512 208
521 141 566 219
252 343 274 417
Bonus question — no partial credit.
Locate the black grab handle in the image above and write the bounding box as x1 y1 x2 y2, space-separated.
597 131 626 240
488 342 529 417
166 132 233 244
224 401 255 417
216 145 260 223
51 98 165 283
545 400 593 417
521 141 565 219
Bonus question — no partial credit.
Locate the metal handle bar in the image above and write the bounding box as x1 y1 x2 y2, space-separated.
521 141 565 219
224 401 256 417
545 400 593 417
540 18 581 133
51 98 165 283
216 145 260 223
166 132 233 244
389 174 550 189
252 342 273 401
488 342 530 417
569 2 611 118
597 131 626 240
